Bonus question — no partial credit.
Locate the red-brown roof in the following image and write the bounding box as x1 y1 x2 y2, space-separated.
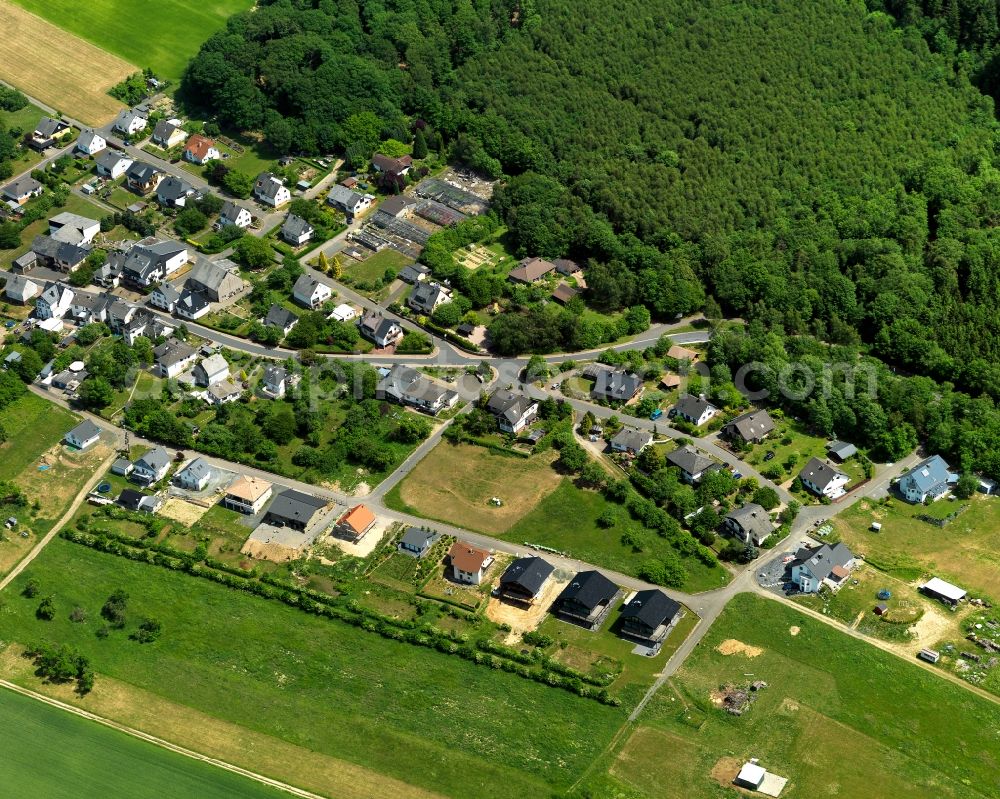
830 565 850 580
449 541 491 573
185 134 215 160
338 504 376 535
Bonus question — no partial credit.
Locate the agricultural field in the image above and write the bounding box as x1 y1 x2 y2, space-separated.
584 594 1000 798
0 685 289 799
833 493 1000 595
9 0 254 83
0 539 626 799
0 1 132 124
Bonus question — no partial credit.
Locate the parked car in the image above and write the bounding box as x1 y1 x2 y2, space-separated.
763 450 775 461
650 408 663 420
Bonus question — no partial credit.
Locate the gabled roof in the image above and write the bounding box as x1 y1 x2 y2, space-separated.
826 440 858 460
34 117 67 137
254 172 286 200
126 161 162 183
667 344 699 361
399 263 430 282
500 556 554 595
486 390 536 425
672 393 716 419
378 195 416 217
372 153 411 173
620 589 680 630
77 130 104 150
157 175 196 202
327 184 363 207
31 235 88 265
264 303 298 330
153 283 181 303
795 542 854 580
219 200 251 223
152 119 182 142
67 419 101 442
409 280 450 312
196 353 228 377
552 258 580 275
96 150 131 171
184 134 216 160
725 503 772 538
176 289 210 315
292 273 330 300
400 527 434 550
177 457 212 483
282 214 313 239
186 259 241 294
900 455 952 493
117 488 148 511
551 283 579 303
594 368 642 399
38 281 73 306
448 541 492 573
557 570 617 613
666 445 714 476
726 409 775 440
153 338 196 367
611 427 652 452
263 364 287 384
135 446 170 473
797 457 847 491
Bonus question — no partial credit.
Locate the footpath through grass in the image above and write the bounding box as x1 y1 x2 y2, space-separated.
0 539 626 799
0 685 289 799
586 593 1000 798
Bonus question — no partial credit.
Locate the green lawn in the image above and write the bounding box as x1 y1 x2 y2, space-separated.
11 0 255 81
343 248 411 284
505 480 729 594
0 393 78 481
0 686 288 799
0 539 626 799
743 417 867 488
587 593 1000 798
833 493 1000 595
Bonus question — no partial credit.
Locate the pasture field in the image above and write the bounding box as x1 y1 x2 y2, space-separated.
386 441 563 532
343 247 411 284
0 1 132 124
0 685 289 799
10 0 253 82
0 539 626 799
833 493 1000 595
586 593 1000 798
505 480 730 593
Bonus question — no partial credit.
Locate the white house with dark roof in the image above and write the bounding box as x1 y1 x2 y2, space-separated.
35 282 74 320
666 445 717 484
2 176 43 206
610 427 653 456
263 304 298 336
173 457 213 491
253 173 290 207
151 120 187 149
292 274 332 309
76 130 106 156
132 446 171 485
156 176 199 208
590 367 643 404
359 311 403 348
193 354 229 387
149 283 181 313
281 214 314 246
95 151 133 179
125 161 164 194
798 457 849 499
722 409 775 444
326 184 372 216
791 543 855 593
218 201 253 229
64 419 101 450
724 503 773 546
174 289 211 320
407 281 452 314
669 393 718 426
153 338 197 378
486 390 538 434
113 109 147 136
261 364 288 399
30 117 71 150
376 364 459 415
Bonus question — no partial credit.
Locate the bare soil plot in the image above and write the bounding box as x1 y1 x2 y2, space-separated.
0 1 133 124
14 441 113 519
159 497 211 526
716 639 764 657
327 516 392 558
396 442 562 534
487 574 570 639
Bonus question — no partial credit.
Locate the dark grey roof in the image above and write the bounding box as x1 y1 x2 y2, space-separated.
31 235 88 266
399 263 430 283
552 258 580 275
263 364 287 384
35 117 66 137
117 488 148 511
281 214 313 240
219 200 250 222
136 446 170 473
795 542 854 579
153 284 181 303
499 556 554 595
486 390 536 425
378 195 416 217
254 172 285 200
157 175 196 202
611 427 652 452
725 503 772 538
68 419 101 442
666 445 714 476
798 457 847 491
726 409 775 440
593 369 642 400
264 303 298 330
126 161 162 183
620 589 680 630
408 281 450 313
77 130 103 150
557 570 617 614
96 150 130 171
826 440 858 460
176 457 212 483
292 274 329 300
176 289 210 314
152 120 180 142
400 527 434 550
3 176 43 198
671 393 716 420
266 489 326 524
153 339 196 367
327 184 363 208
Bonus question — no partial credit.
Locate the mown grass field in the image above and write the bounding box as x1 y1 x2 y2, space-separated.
585 593 1000 798
345 248 411 284
0 539 626 799
833 494 1000 595
10 0 253 82
0 686 289 799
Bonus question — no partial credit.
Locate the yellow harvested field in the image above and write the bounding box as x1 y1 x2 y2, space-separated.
0 1 133 124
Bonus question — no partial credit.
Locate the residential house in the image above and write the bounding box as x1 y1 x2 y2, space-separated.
183 134 220 165
329 303 357 323
448 541 494 584
75 130 106 156
376 364 459 415
2 176 43 206
153 338 197 378
292 274 332 309
798 457 849 499
122 238 189 288
117 488 157 513
899 455 955 504
551 283 579 304
666 446 717 484
281 214 314 246
398 527 436 558
223 476 273 515
29 117 71 150
486 390 538 434
125 161 164 194
253 173 290 207
260 364 288 398
667 344 699 362
377 195 416 219
590 367 643 404
263 489 328 532
371 153 412 176
35 282 74 319
193 353 229 387
358 311 403 348
335 504 377 542
724 503 773 546
113 109 147 136
826 440 858 462
207 379 242 405
791 543 856 593
263 304 298 337
407 281 452 314
132 447 171 485
156 176 199 208
111 457 133 477
173 457 213 491
93 258 123 288
399 263 430 284
326 184 372 217
5 275 38 304
722 409 775 445
3 351 22 371
64 419 101 450
610 427 653 456
29 235 89 273
498 556 554 604
69 293 110 325
184 259 245 303
554 570 619 630
51 365 87 391
619 589 682 645
49 212 100 245
151 120 187 149
95 151 133 179
218 200 254 229
174 289 211 320
669 393 718 426
149 283 181 313
508 256 555 284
